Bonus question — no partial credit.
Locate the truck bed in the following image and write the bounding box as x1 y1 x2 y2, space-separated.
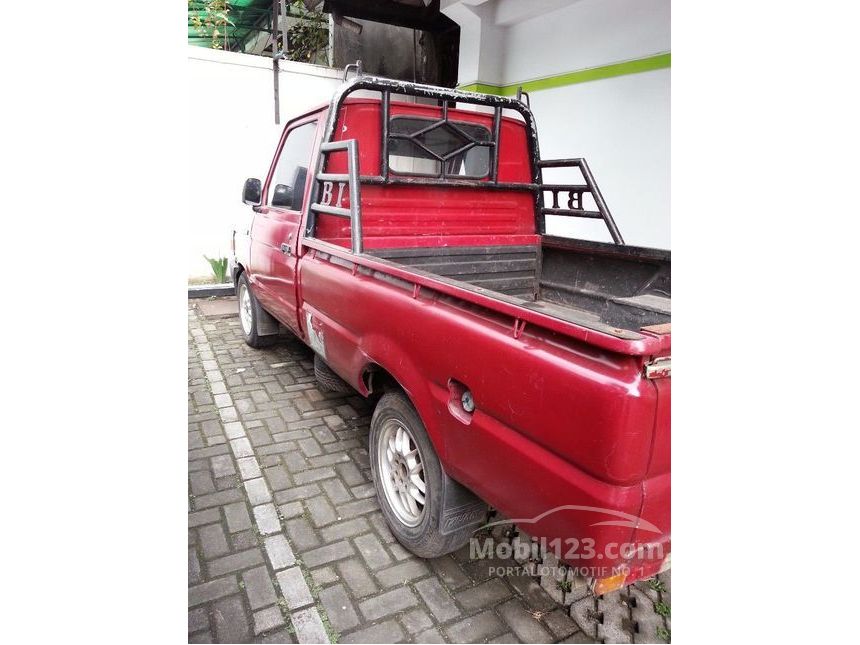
368 235 670 337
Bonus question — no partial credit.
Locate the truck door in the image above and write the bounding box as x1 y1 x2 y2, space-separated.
249 119 318 333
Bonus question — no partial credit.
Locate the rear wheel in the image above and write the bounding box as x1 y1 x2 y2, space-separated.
314 355 353 393
370 391 488 558
237 273 275 348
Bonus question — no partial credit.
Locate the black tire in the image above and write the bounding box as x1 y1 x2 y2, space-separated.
313 355 353 393
236 273 276 349
369 391 488 559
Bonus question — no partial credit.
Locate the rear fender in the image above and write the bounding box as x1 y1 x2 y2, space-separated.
299 303 449 461
359 333 449 463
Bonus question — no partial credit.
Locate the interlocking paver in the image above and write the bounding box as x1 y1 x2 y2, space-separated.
263 533 296 571
340 619 406 644
189 607 209 633
254 606 286 636
336 559 379 598
253 503 282 535
245 477 273 505
498 598 554 643
320 517 370 543
189 508 221 528
190 470 217 495
237 456 262 480
199 523 230 560
414 577 460 622
319 584 360 632
244 565 279 610
213 595 251 643
189 576 240 606
224 501 252 533
188 302 669 644
305 494 337 527
416 627 446 643
276 566 315 610
193 488 243 510
285 516 321 551
207 548 265 577
358 587 418 621
291 607 329 643
303 540 355 568
458 577 512 610
211 454 236 478
400 608 434 635
189 547 203 585
264 466 292 491
230 437 255 458
375 559 429 588
445 609 506 643
354 532 393 569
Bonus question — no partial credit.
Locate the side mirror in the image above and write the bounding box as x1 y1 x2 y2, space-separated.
242 178 262 205
271 184 293 208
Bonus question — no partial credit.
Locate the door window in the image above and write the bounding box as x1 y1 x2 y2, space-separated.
267 121 317 210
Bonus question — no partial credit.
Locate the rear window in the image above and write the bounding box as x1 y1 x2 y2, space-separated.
388 117 491 179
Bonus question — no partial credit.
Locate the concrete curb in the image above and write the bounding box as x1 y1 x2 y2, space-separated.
188 283 234 299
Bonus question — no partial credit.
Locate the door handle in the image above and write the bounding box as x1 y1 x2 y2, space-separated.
280 243 291 255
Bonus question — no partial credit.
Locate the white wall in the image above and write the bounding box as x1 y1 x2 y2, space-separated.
187 47 342 278
501 0 670 85
443 0 671 249
535 69 670 248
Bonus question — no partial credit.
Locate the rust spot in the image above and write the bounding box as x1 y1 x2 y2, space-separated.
641 322 671 335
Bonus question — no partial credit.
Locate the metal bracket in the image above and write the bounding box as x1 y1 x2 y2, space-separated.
342 60 364 81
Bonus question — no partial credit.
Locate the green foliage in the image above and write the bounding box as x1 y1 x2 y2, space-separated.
654 601 671 617
656 626 671 642
648 578 667 593
286 0 328 64
189 0 234 50
556 579 573 593
204 255 228 283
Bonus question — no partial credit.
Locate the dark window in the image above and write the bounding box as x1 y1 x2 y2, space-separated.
268 121 317 209
388 117 491 178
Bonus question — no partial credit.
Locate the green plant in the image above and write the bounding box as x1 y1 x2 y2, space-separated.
656 626 670 642
204 255 228 283
655 601 671 617
556 579 572 593
286 0 328 63
189 0 234 50
648 578 667 593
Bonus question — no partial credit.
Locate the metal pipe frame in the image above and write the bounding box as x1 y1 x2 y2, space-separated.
303 72 625 249
537 158 625 245
309 139 364 254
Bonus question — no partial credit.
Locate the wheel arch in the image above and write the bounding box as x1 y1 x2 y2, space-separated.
232 261 246 288
359 354 448 464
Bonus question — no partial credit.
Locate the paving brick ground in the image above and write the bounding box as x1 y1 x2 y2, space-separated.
188 299 670 644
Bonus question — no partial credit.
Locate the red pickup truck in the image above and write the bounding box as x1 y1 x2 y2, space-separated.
231 70 670 594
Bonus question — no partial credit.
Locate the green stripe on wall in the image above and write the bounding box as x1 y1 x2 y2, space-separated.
458 53 670 95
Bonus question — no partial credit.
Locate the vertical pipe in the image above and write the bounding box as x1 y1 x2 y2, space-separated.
380 91 390 182
347 140 363 254
491 106 501 184
440 101 448 179
272 1 280 124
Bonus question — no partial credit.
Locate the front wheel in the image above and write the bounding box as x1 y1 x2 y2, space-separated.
369 391 488 558
237 273 274 348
